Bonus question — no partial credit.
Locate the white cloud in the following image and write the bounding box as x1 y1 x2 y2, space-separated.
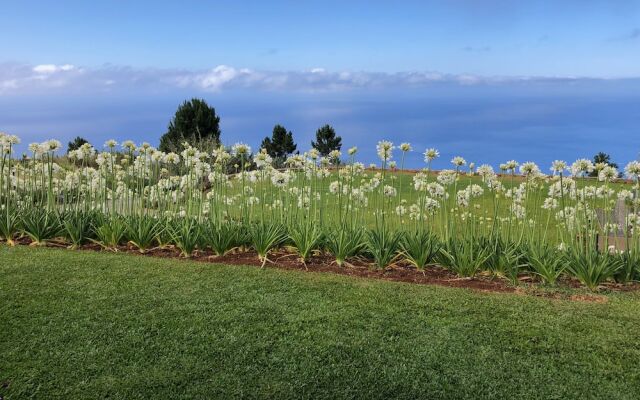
32 64 77 74
196 65 243 91
33 64 58 73
0 62 635 96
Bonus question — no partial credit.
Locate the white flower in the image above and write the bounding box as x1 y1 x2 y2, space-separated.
570 158 594 177
547 178 576 199
598 165 618 182
5 134 20 145
376 141 394 161
476 164 494 178
542 197 558 210
138 142 153 153
594 162 607 172
512 204 526 220
297 194 311 209
519 161 540 177
412 172 429 191
486 177 504 192
551 160 567 174
150 151 164 163
329 181 340 194
95 152 109 167
618 190 634 201
121 140 136 151
163 152 180 164
596 186 616 199
285 154 305 168
426 182 446 198
624 161 640 180
271 171 290 187
451 156 466 167
44 139 62 152
212 146 231 163
456 190 470 207
307 148 320 160
347 146 357 156
467 184 484 197
104 139 118 149
424 198 440 213
253 150 273 168
423 148 439 162
502 160 519 172
28 143 44 156
232 143 251 157
626 213 639 228
437 170 457 186
383 185 397 197
399 142 412 152
181 146 198 160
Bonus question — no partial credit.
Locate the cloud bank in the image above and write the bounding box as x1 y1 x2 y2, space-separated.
0 62 636 96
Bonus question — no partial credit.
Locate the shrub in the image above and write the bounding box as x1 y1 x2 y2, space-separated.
525 244 565 285
249 223 286 267
437 237 492 278
61 211 97 249
124 215 163 253
202 221 243 256
167 217 201 257
21 209 62 246
399 229 439 271
485 238 526 284
93 214 127 250
325 227 367 268
366 229 403 269
0 206 21 246
564 247 622 290
289 223 323 266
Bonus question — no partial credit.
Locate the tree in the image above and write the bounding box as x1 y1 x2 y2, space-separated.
67 136 89 153
260 124 297 165
311 124 341 156
590 152 619 177
159 98 221 153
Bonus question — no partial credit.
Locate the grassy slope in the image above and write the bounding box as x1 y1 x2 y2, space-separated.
1 246 639 399
233 172 632 237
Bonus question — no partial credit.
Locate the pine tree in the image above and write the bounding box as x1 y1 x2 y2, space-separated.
590 152 619 177
311 124 341 156
261 124 297 166
67 136 89 153
159 98 221 153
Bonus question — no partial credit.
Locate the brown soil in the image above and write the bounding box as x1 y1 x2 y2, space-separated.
4 238 639 300
93 244 511 293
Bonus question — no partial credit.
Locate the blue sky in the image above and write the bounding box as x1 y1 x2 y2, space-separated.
1 1 640 167
3 1 640 76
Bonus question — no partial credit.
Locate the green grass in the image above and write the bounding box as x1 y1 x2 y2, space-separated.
1 246 640 399
221 170 634 240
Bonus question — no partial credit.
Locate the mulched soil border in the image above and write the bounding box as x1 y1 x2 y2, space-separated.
5 237 639 302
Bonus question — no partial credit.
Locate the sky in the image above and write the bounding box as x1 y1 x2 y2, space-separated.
1 0 640 168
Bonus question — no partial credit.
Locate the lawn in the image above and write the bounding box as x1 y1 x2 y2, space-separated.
1 246 640 399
